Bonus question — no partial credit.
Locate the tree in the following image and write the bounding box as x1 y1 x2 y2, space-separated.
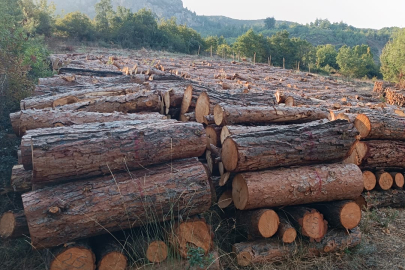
380 28 405 86
316 44 338 69
233 29 268 62
217 44 232 58
94 0 114 36
336 45 376 78
264 17 275 29
267 30 295 68
55 12 95 41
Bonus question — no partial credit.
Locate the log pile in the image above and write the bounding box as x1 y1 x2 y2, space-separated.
4 52 405 269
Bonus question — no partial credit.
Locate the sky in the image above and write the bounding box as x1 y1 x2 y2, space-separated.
182 0 405 29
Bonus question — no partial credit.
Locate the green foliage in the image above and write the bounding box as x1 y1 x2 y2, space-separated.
94 0 114 36
19 0 55 37
186 246 214 269
217 43 232 58
264 17 275 29
336 45 377 78
316 44 338 69
55 12 95 41
267 30 296 68
233 29 268 62
380 28 405 87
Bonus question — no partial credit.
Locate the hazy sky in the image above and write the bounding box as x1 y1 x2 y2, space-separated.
182 0 404 29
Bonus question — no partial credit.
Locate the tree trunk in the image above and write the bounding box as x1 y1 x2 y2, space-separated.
233 227 361 266
275 91 324 106
21 84 141 110
10 110 167 136
168 217 213 259
237 209 280 238
276 215 297 244
10 165 32 193
375 171 394 190
46 241 96 270
214 103 328 126
21 158 212 249
59 67 123 77
0 211 29 239
195 90 276 123
310 200 362 230
344 140 405 170
281 207 328 242
354 113 405 140
21 120 206 184
220 125 275 145
362 171 376 191
232 163 363 210
364 190 405 209
222 120 358 172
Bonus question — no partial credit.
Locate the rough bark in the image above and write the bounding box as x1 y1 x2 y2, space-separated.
214 103 328 126
232 163 363 210
354 113 405 140
310 200 362 230
222 120 358 172
364 190 405 209
10 165 32 193
21 120 206 184
205 126 222 148
344 140 405 170
0 211 29 239
22 158 212 249
59 67 123 77
220 125 272 145
236 209 280 238
275 91 325 106
362 171 376 191
46 241 96 270
10 109 166 136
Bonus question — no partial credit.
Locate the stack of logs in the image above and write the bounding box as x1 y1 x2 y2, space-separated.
2 54 405 269
374 80 405 107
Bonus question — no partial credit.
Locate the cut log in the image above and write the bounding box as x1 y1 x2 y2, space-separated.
364 190 405 209
0 211 29 239
276 215 297 244
47 241 96 270
205 126 222 148
195 90 276 123
59 67 123 77
275 91 324 106
346 140 405 170
375 171 394 190
218 190 233 209
311 200 362 230
282 207 327 242
180 112 196 122
390 172 404 189
180 85 195 115
232 163 363 210
10 165 32 193
233 227 361 266
362 171 376 191
168 217 213 259
237 209 280 238
21 120 206 184
145 240 168 263
222 120 358 172
22 158 212 248
21 84 141 110
220 125 272 144
354 113 405 140
93 239 128 270
10 110 167 136
214 103 328 126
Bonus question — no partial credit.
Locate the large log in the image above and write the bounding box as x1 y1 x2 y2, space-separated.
276 215 297 244
10 165 32 193
10 109 166 136
232 163 363 210
237 209 280 239
59 67 123 77
93 238 128 270
364 190 405 209
0 211 29 239
21 120 206 184
344 140 405 169
222 120 358 172
195 90 276 123
220 125 274 145
22 158 212 249
233 227 361 266
21 84 141 110
214 103 328 126
46 241 96 270
354 113 405 140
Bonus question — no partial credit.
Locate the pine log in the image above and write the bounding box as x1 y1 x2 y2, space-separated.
10 109 167 136
195 90 276 123
375 171 393 190
180 85 197 115
354 113 405 140
21 84 141 110
220 125 272 144
222 120 358 172
205 126 222 148
10 165 32 193
57 91 163 114
362 171 376 191
59 67 123 77
214 103 328 126
276 215 297 244
311 200 361 230
180 112 196 122
21 120 206 184
363 190 405 209
344 140 405 169
233 227 361 266
47 241 96 270
390 172 404 189
232 163 363 210
93 238 128 270
168 217 213 259
237 209 280 238
0 211 29 239
218 190 233 209
275 91 324 106
282 207 327 242
38 75 78 87
22 158 212 248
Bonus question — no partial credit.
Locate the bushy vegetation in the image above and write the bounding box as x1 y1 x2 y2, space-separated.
380 28 405 87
